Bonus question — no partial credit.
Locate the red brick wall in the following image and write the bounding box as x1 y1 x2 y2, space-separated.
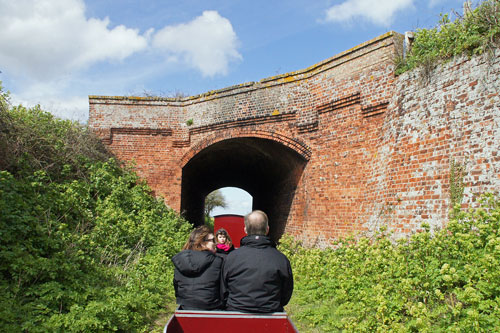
371 48 500 241
89 32 500 246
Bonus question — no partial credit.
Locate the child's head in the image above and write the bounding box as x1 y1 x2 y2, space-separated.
215 228 232 246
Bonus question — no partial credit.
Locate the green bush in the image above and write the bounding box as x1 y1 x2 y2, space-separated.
396 0 500 75
0 84 192 331
0 82 111 181
281 194 500 332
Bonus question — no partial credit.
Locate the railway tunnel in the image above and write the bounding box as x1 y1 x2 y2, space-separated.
180 137 308 241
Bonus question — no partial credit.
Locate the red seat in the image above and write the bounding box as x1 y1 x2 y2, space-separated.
164 309 298 333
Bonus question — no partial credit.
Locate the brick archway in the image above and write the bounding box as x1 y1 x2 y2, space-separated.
88 32 402 245
180 133 309 241
89 32 500 246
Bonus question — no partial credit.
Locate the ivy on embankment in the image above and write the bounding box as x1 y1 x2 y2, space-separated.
0 83 192 332
396 0 500 75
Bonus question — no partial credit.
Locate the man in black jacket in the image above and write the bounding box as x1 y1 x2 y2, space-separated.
222 210 293 313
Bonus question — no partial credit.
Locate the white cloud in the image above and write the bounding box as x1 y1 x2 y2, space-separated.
323 0 414 26
10 79 91 122
37 96 90 123
11 93 90 122
0 0 148 80
0 2 242 122
0 2 241 80
152 10 242 77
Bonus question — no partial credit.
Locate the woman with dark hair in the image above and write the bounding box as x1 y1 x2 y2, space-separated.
215 228 235 257
172 225 223 310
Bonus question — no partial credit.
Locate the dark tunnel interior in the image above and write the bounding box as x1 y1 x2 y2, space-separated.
180 137 307 242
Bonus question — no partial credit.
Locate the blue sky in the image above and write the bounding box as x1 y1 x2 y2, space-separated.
0 0 466 214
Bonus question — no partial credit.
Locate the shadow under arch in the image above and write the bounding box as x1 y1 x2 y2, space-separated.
181 136 309 242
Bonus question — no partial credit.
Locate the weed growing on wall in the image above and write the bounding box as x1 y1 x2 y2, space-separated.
450 159 465 211
281 194 500 332
396 0 500 75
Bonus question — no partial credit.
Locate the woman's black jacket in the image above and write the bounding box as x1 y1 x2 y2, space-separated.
172 249 223 310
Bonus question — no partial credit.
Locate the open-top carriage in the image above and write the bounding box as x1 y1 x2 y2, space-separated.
166 214 297 332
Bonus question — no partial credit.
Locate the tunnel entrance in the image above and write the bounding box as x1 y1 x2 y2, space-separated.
181 137 308 241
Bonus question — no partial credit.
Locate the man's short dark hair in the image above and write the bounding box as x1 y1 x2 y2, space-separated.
244 210 268 235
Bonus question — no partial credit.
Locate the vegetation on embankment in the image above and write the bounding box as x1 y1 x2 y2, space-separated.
396 0 500 75
281 196 500 332
0 83 192 332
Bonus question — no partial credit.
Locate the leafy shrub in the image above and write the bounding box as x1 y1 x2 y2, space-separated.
0 83 111 181
0 84 192 332
281 194 500 332
396 0 500 75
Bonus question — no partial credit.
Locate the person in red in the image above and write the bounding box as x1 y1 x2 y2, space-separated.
222 210 293 313
215 228 234 257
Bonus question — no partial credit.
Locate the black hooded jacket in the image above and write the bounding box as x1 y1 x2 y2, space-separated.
222 235 293 313
172 250 223 310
